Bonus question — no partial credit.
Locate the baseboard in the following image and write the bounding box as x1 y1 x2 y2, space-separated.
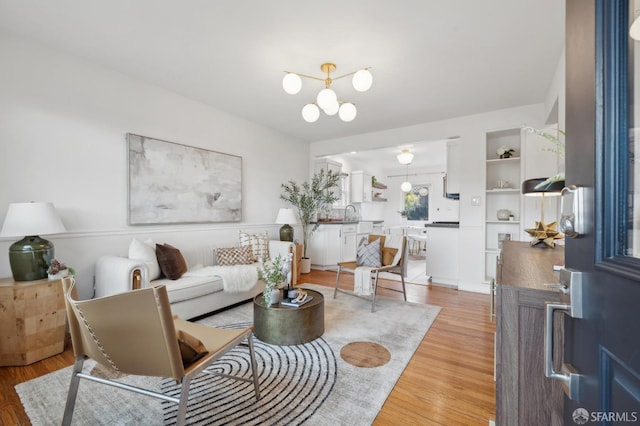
458 281 491 294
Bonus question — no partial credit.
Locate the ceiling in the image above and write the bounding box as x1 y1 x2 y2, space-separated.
0 1 564 143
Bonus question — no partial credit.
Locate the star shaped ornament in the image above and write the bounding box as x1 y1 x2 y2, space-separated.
525 221 564 248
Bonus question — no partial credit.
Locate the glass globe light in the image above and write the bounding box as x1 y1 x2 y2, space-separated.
339 102 357 122
352 69 373 92
323 99 339 116
401 181 412 192
419 187 429 196
316 88 337 110
282 73 302 95
302 103 320 123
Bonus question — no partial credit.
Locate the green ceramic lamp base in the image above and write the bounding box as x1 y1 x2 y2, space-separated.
8 235 54 281
279 224 294 242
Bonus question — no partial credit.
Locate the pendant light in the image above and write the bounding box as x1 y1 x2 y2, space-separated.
401 164 412 192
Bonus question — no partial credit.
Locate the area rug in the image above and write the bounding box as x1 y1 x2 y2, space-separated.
16 284 440 425
378 256 430 285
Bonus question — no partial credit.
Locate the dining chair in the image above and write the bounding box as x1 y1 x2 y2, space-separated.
333 235 408 312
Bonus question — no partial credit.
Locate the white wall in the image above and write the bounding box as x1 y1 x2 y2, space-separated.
0 34 308 299
310 104 548 293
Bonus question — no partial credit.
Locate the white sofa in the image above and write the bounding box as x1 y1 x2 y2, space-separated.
94 239 295 320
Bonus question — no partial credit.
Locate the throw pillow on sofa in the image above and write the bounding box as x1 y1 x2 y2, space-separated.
129 238 161 280
215 246 254 266
239 231 270 262
156 243 188 280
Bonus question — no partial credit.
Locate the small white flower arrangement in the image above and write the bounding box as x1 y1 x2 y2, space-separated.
496 146 515 159
47 258 76 280
257 254 286 305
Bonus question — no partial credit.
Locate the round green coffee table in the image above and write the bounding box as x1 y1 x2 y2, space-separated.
253 288 324 345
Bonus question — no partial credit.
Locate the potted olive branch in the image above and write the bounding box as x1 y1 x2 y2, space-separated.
280 169 340 273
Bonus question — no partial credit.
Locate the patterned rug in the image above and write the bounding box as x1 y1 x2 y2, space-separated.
16 284 440 425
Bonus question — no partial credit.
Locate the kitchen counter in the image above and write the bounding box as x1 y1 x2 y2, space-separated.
425 222 460 228
311 220 359 225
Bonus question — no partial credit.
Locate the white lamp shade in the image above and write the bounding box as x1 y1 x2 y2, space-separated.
631 15 640 40
275 208 299 225
339 102 357 122
0 202 66 237
352 69 373 92
282 73 302 94
401 181 412 192
316 88 337 110
302 103 320 122
323 99 340 116
397 150 414 165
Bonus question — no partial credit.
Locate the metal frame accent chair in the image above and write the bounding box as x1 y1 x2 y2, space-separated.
333 235 408 312
60 277 260 426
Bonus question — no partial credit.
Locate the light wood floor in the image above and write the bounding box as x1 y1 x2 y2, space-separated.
0 270 496 426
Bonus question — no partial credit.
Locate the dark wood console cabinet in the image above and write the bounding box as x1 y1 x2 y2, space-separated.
495 241 565 426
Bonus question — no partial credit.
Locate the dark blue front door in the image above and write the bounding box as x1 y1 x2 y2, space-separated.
563 0 640 422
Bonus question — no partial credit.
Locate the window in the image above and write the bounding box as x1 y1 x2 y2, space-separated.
403 185 429 220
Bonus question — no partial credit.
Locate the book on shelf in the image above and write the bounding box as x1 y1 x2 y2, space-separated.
281 296 313 308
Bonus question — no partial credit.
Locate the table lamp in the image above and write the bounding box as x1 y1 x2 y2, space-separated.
275 208 298 242
522 178 565 248
0 202 66 281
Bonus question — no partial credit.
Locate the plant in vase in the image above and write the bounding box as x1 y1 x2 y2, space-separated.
280 169 340 272
257 254 286 305
496 146 515 159
522 126 566 188
47 258 76 280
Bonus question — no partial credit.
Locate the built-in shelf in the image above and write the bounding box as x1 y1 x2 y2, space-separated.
486 220 521 224
486 188 520 193
486 156 521 164
372 182 387 189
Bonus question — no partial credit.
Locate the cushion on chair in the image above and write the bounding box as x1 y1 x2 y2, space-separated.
129 238 161 280
357 238 382 267
239 231 270 261
215 246 254 266
382 247 399 266
156 244 188 280
177 330 209 367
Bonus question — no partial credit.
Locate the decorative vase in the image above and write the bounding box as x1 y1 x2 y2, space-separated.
497 209 510 221
48 269 69 280
300 258 311 274
264 287 280 306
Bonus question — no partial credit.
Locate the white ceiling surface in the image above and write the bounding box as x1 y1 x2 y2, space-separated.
0 1 564 143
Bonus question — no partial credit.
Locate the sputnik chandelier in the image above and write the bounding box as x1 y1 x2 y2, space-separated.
282 62 373 123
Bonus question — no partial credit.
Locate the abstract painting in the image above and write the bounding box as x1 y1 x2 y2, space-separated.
128 134 242 224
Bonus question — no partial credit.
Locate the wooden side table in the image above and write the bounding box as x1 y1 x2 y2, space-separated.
293 244 303 285
0 277 67 366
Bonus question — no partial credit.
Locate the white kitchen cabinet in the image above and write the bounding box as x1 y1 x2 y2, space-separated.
308 225 341 269
308 224 357 269
445 139 462 195
425 226 459 286
341 224 357 262
350 171 372 203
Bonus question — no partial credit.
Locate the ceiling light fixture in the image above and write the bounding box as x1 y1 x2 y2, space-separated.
282 63 372 123
397 149 414 165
